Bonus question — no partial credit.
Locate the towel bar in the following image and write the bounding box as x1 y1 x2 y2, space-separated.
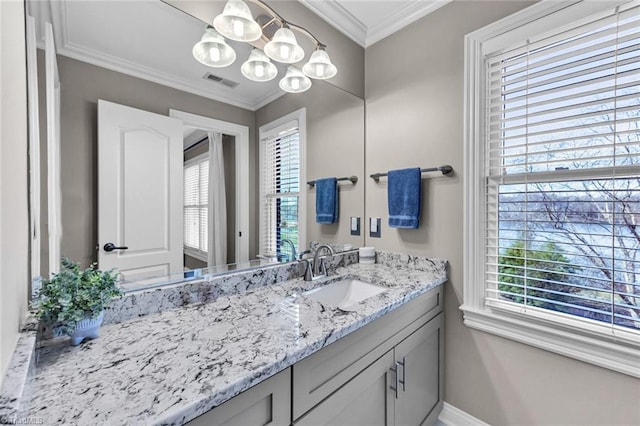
370 165 453 183
307 176 358 187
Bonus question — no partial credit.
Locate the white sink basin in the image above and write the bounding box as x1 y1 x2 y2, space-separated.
304 278 387 310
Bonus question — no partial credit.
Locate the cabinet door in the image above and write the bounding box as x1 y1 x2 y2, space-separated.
186 368 291 426
293 287 441 420
295 350 395 426
394 313 443 426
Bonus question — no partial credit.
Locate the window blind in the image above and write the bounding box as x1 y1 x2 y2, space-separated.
261 128 300 260
184 156 208 254
485 3 640 331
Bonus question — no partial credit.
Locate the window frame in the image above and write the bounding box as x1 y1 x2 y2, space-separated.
462 0 640 378
258 108 307 260
183 152 209 262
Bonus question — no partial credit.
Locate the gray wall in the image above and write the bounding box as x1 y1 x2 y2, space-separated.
0 0 29 377
54 55 255 268
256 82 365 250
364 1 640 425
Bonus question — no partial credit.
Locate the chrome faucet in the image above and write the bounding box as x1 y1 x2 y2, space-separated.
281 238 297 262
312 244 335 277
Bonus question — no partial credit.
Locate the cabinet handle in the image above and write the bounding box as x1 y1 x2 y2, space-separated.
389 365 398 399
397 357 406 392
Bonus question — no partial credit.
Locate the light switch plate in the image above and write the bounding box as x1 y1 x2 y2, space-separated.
350 217 360 236
369 217 381 238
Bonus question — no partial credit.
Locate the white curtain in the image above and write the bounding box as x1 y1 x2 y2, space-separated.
207 131 227 267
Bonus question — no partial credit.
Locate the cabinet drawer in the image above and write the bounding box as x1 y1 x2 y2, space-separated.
292 286 441 420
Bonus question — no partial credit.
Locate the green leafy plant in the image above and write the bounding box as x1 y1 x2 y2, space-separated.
33 258 122 335
498 241 580 310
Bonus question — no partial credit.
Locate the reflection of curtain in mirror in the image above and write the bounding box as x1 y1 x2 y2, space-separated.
208 132 227 266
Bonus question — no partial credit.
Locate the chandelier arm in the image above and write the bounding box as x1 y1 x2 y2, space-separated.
244 0 326 48
244 0 284 23
259 16 279 31
288 23 326 49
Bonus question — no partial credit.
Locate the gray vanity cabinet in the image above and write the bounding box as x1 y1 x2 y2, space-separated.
293 286 443 426
186 368 291 426
295 313 443 426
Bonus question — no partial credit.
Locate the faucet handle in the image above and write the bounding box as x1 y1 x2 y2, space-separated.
298 249 312 260
320 257 329 276
300 258 313 281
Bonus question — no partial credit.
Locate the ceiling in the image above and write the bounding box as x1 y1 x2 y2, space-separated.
30 0 289 111
29 0 451 111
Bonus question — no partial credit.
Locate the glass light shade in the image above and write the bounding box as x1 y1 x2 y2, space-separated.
264 27 305 64
241 49 278 82
192 27 236 67
279 66 312 93
213 0 262 42
302 48 337 79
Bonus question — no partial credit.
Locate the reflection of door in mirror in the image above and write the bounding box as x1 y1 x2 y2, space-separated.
97 102 250 286
97 100 183 283
170 110 251 268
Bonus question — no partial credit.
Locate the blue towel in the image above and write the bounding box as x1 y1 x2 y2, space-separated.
387 168 422 229
315 177 338 224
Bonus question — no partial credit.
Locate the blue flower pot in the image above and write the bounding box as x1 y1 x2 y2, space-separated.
70 311 105 346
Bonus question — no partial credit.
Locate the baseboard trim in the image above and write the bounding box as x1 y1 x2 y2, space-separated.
438 402 490 426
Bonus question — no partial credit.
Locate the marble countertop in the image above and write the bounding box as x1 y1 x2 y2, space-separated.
29 256 447 425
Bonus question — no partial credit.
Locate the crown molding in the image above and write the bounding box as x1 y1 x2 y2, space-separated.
366 0 452 47
299 0 367 47
59 41 264 111
252 86 287 110
299 0 452 48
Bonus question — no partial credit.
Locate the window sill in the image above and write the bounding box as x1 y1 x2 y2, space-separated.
460 303 640 378
184 248 207 263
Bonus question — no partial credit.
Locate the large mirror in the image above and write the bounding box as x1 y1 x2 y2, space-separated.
28 0 365 290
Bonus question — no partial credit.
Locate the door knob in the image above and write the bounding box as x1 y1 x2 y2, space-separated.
103 242 128 252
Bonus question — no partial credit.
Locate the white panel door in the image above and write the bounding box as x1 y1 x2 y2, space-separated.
98 100 183 282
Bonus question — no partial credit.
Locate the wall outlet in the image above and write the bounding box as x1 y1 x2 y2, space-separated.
369 217 381 238
350 217 360 236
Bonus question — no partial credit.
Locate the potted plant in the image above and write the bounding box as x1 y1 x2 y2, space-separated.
33 258 122 345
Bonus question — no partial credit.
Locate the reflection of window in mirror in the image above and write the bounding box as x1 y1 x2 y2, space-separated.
259 108 307 263
184 153 209 262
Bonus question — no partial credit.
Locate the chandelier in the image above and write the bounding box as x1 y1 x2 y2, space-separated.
192 0 337 93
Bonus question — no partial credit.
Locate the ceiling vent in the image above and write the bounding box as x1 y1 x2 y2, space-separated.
203 72 239 89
